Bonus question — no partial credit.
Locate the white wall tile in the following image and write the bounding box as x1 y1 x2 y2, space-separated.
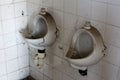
103 45 120 66
64 13 77 30
5 46 18 61
0 50 5 63
105 25 120 47
77 0 91 18
53 0 63 11
0 21 3 35
15 16 27 32
17 43 28 57
92 1 107 23
53 69 63 80
4 33 17 48
7 71 19 80
1 4 14 20
0 0 29 79
43 64 53 79
14 0 26 3
107 4 120 27
6 59 19 73
0 63 7 76
43 0 53 8
0 36 4 49
0 0 13 5
18 55 29 69
14 2 27 17
2 19 15 34
18 67 29 79
52 10 63 27
64 0 77 14
62 74 74 80
16 32 25 44
108 0 120 5
0 75 7 80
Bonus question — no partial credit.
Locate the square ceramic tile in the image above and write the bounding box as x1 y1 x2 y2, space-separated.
0 36 4 49
18 55 29 69
14 2 27 17
63 74 74 80
0 21 3 35
0 75 7 80
0 6 2 20
7 71 19 80
53 0 63 11
28 0 42 5
0 0 13 5
89 60 119 80
53 43 64 58
92 1 107 23
92 0 108 3
44 75 52 80
107 4 120 27
61 28 74 45
108 0 120 5
15 16 27 32
14 0 26 3
62 59 76 78
16 32 25 44
0 50 5 63
63 13 77 30
2 19 15 34
0 63 7 76
17 43 28 57
1 4 14 20
4 33 17 48
77 0 91 18
101 62 119 80
43 64 53 79
53 69 63 80
105 25 120 47
18 67 29 79
43 0 53 8
6 59 19 73
103 45 120 66
5 46 17 61
27 3 34 16
53 10 63 27
64 0 77 14
87 72 104 80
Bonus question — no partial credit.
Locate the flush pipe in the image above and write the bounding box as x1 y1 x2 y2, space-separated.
34 48 46 69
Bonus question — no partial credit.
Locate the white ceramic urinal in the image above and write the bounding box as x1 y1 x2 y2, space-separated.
66 22 107 72
20 8 57 49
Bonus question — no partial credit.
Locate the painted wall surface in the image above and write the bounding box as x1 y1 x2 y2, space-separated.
27 0 120 80
0 0 29 80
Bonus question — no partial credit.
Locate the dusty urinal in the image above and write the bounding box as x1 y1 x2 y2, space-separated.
20 8 57 68
66 21 107 76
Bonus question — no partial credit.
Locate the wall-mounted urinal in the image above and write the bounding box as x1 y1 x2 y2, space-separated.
20 8 57 68
66 21 107 76
20 8 57 49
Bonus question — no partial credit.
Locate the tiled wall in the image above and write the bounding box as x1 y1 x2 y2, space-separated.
0 0 29 80
27 0 120 80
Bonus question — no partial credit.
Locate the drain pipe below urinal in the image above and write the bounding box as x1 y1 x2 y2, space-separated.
34 49 46 69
